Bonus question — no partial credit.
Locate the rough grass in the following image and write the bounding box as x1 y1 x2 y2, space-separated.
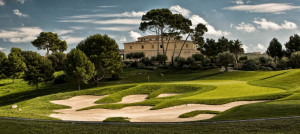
179 110 221 118
2 118 300 134
103 117 130 122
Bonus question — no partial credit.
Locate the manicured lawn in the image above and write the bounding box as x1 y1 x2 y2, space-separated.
0 68 300 126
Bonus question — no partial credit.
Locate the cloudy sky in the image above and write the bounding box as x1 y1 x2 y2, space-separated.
0 0 300 55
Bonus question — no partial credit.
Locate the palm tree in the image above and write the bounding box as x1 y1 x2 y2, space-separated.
230 40 244 66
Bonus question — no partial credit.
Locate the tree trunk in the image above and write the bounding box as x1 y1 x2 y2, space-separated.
225 65 228 72
156 31 160 55
178 33 191 57
160 28 165 55
46 47 49 57
165 37 171 55
172 39 178 68
78 83 81 90
12 78 15 83
234 53 238 69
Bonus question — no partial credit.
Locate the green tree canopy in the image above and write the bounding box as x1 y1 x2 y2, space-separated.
64 49 95 90
32 32 67 57
285 34 300 57
291 51 300 68
230 39 244 65
0 51 6 77
201 38 218 58
218 52 235 72
126 52 145 61
47 52 66 71
23 51 54 89
267 38 283 63
140 8 175 55
3 52 27 83
77 34 122 86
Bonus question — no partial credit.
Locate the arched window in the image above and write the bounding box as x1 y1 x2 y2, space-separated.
130 46 132 49
141 45 144 49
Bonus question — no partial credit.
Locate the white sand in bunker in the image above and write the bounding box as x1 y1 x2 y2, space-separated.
50 95 265 122
117 95 148 103
157 93 179 98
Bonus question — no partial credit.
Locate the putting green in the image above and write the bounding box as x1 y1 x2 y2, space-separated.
183 80 286 99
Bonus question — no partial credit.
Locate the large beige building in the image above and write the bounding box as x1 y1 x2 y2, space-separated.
123 35 199 61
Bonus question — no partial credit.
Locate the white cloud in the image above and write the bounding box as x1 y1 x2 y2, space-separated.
61 36 84 44
97 26 134 31
0 0 5 6
98 5 118 8
13 9 28 17
231 0 244 5
242 45 248 52
17 0 25 4
253 18 297 30
0 27 42 43
119 36 127 43
129 31 141 41
54 30 73 35
67 11 145 19
0 47 5 51
190 15 230 36
70 26 85 30
59 19 141 25
235 22 256 32
170 5 191 17
257 43 265 51
225 3 300 14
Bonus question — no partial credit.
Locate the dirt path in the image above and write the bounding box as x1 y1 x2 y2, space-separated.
50 95 265 122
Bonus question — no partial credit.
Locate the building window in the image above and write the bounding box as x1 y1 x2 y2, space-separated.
160 45 163 48
152 45 154 49
150 38 152 41
141 45 144 49
156 38 158 41
186 44 188 48
130 46 132 49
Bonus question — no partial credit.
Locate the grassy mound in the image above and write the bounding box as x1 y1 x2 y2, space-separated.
103 117 130 122
179 110 221 118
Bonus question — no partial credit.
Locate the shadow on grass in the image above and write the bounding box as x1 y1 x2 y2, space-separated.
0 83 94 107
191 72 223 80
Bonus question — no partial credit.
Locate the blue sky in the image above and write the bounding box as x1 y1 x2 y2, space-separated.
1 0 300 55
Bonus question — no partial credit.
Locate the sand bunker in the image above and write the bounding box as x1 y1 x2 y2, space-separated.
50 95 265 122
118 95 148 104
157 93 179 98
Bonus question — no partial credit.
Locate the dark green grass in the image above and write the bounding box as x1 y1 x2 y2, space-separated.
103 117 130 122
1 118 300 134
211 100 300 121
179 110 221 118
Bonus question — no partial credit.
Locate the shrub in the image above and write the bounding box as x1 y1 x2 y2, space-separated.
239 56 248 62
156 54 168 65
291 51 300 68
258 57 273 65
276 57 289 70
175 57 186 68
217 52 235 71
53 73 67 84
242 59 259 71
140 57 152 66
192 53 204 61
